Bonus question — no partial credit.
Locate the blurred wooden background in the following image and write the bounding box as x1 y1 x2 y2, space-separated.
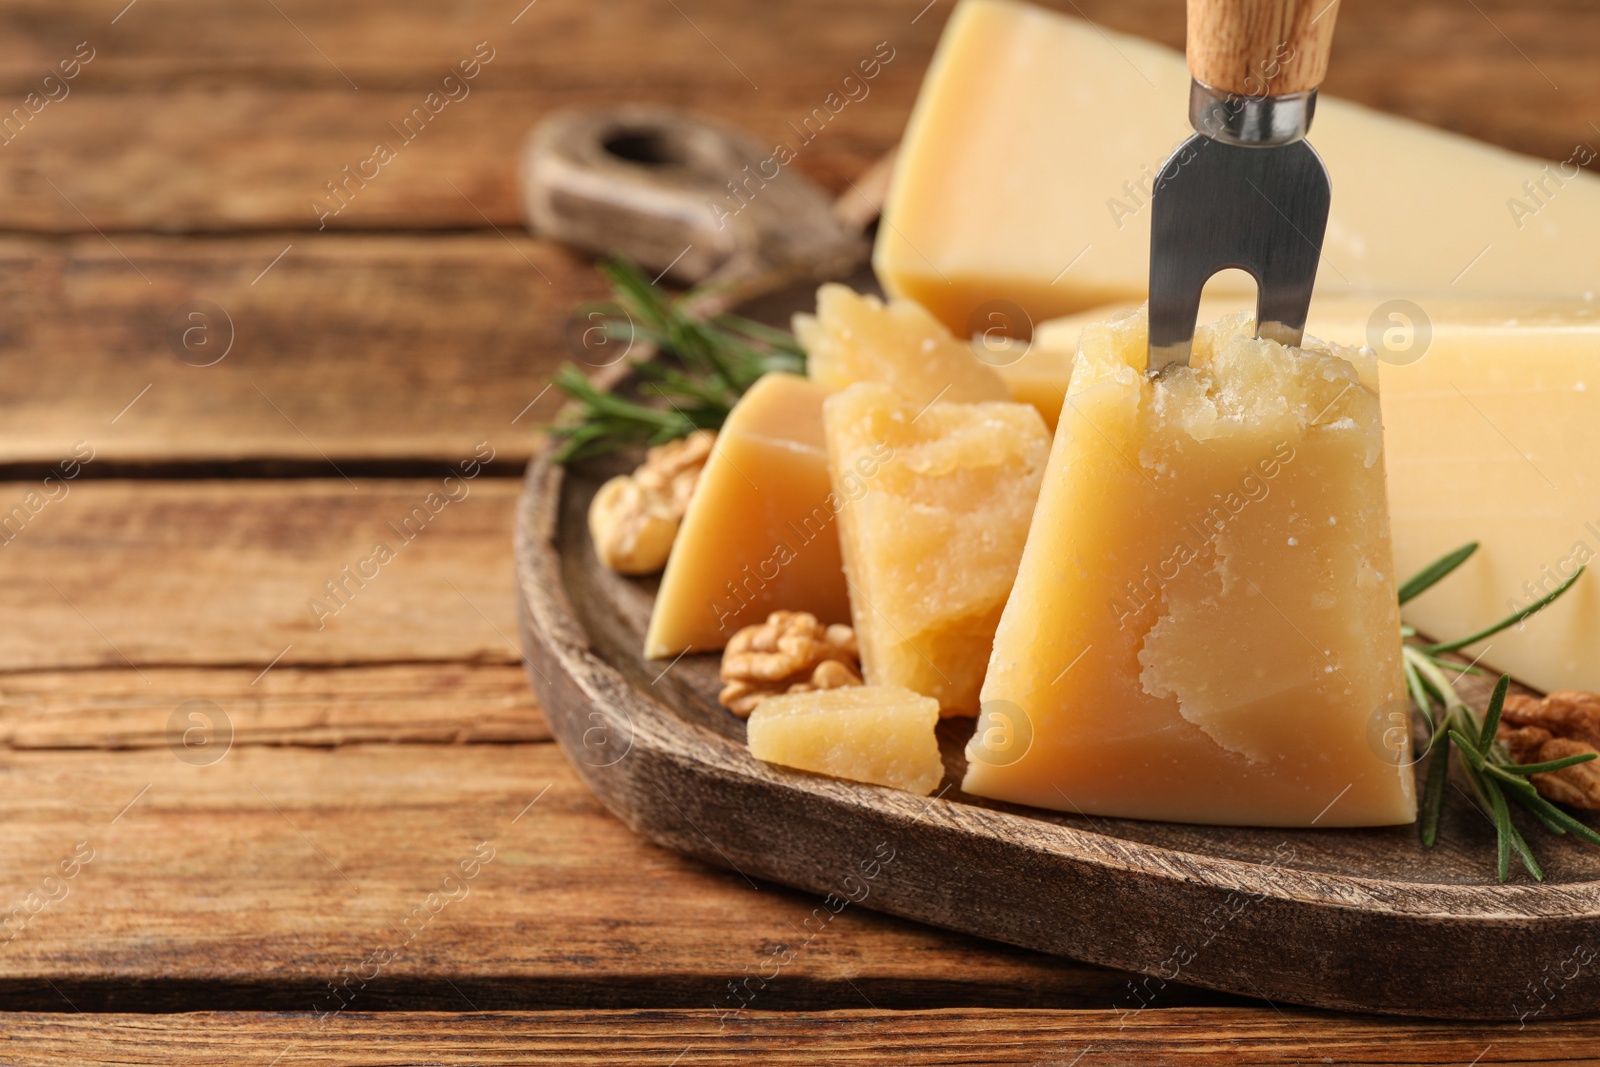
0 0 1595 1061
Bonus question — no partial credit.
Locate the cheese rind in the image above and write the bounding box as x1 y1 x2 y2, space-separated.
747 685 944 795
644 373 850 658
964 308 1414 827
824 382 1049 714
879 0 1600 333
795 283 1011 407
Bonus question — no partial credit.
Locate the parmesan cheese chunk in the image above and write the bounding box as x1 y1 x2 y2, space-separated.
964 309 1415 827
747 685 944 795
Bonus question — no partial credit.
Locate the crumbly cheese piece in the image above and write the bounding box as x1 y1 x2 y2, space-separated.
795 283 1011 407
645 373 850 658
964 308 1414 827
878 0 1600 333
824 382 1049 714
747 685 944 795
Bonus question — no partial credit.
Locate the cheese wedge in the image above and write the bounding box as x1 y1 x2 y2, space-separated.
644 373 849 658
824 382 1049 714
747 685 944 795
794 283 1010 406
964 308 1414 827
878 0 1600 333
1036 296 1600 695
1309 299 1600 695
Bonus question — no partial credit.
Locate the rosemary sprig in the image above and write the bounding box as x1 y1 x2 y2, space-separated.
1399 542 1598 880
546 259 804 463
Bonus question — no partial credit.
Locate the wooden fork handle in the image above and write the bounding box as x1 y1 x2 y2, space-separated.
1187 0 1340 97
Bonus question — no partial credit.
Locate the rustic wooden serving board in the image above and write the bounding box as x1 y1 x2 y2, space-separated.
516 438 1600 1022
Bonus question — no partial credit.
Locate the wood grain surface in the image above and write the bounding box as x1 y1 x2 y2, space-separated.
0 479 525 670
0 742 1185 1012
0 1008 1590 1065
0 664 550 749
0 1 1590 233
0 234 596 470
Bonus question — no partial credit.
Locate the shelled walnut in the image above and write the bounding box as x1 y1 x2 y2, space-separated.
587 430 715 574
718 611 862 717
1498 690 1600 810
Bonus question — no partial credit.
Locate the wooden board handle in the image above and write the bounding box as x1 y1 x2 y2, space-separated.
1186 0 1340 96
520 105 865 290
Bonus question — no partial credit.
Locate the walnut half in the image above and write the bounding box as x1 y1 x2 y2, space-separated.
1498 690 1600 810
588 430 715 575
718 611 862 717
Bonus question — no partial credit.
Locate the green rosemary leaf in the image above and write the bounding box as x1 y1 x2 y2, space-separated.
547 258 809 465
1501 752 1600 775
1479 674 1511 751
1397 542 1479 604
1492 771 1571 835
717 313 807 356
1515 790 1600 847
1421 733 1451 848
598 258 673 332
1484 777 1514 881
1448 729 1488 769
1403 657 1436 734
1420 566 1586 654
1506 817 1544 882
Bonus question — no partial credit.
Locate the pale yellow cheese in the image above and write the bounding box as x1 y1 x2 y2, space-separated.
794 283 1011 407
964 308 1414 827
995 341 1074 431
878 0 1600 333
1309 299 1600 695
824 382 1049 714
645 373 849 658
747 685 944 795
1037 296 1600 695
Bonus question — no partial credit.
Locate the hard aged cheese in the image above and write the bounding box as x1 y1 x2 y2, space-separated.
747 685 944 795
878 0 1600 333
795 283 1011 407
964 309 1414 827
645 373 850 658
995 342 1075 431
1308 299 1600 695
1034 296 1600 695
824 382 1049 715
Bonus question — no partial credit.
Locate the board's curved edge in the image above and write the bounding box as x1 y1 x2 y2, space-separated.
514 452 1600 1021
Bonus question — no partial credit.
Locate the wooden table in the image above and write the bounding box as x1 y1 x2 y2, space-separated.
1 1 1596 1061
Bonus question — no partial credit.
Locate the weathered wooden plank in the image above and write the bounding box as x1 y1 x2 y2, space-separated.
0 742 1208 1011
0 2 1592 231
0 234 597 469
0 664 549 749
0 479 525 670
0 1008 1592 1065
0 0 926 232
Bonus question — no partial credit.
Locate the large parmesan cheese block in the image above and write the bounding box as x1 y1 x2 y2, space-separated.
878 0 1600 333
824 382 1049 714
645 373 849 658
964 308 1414 827
1033 296 1600 695
1308 300 1600 696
